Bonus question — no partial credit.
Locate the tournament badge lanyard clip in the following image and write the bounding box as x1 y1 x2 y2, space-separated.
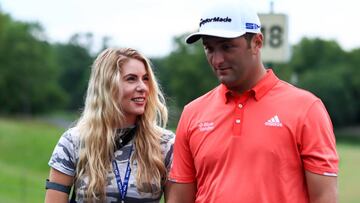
112 144 133 203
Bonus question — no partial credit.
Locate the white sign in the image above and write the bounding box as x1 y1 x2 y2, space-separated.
259 14 290 63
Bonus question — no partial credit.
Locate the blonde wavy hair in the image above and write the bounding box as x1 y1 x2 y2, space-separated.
75 48 168 201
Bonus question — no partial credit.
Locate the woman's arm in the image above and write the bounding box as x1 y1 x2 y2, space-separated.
45 168 74 203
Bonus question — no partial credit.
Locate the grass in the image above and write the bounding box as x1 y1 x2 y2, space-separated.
337 137 360 203
0 117 359 202
0 117 63 203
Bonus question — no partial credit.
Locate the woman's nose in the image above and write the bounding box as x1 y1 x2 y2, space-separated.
136 80 148 92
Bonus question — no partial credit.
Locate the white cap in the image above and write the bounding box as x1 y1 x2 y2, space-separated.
185 1 261 44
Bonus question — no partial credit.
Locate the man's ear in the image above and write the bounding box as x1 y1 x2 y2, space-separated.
251 33 263 54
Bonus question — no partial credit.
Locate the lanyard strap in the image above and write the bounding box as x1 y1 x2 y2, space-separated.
112 144 133 201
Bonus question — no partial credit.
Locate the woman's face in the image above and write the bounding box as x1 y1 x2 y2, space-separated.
119 58 149 125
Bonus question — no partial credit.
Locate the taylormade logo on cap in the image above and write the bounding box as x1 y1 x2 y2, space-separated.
185 1 261 44
199 17 232 27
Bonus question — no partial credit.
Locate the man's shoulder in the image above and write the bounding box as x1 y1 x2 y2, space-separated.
184 85 221 108
276 80 319 102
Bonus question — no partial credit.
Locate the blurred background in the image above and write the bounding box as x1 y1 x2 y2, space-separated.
0 0 359 202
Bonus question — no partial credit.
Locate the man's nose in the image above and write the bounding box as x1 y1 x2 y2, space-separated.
211 50 225 68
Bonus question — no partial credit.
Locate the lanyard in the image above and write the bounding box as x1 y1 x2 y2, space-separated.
112 144 133 202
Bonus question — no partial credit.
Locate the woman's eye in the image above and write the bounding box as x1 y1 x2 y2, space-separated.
126 76 136 81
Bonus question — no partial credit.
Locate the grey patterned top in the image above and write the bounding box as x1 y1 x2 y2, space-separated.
48 126 175 203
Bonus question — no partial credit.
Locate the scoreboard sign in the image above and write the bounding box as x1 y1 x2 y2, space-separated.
259 14 290 63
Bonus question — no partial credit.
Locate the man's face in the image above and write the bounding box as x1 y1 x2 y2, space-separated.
202 35 257 92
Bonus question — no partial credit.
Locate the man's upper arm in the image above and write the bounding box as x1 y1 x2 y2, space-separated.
300 100 339 175
167 108 197 203
165 181 196 203
301 101 339 203
305 170 338 203
169 108 196 183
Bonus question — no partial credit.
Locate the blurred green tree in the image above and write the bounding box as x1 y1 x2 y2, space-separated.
152 34 218 127
154 34 218 109
53 34 93 110
0 12 66 114
345 48 360 122
298 64 357 126
289 38 358 126
290 38 346 74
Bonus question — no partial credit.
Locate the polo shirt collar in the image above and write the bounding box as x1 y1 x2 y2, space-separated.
219 69 279 103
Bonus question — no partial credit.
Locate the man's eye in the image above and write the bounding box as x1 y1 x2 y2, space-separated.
222 44 232 50
204 46 213 53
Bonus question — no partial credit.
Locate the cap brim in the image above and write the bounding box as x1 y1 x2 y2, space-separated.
185 30 247 44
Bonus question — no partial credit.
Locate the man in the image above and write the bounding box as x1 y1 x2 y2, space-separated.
166 1 339 203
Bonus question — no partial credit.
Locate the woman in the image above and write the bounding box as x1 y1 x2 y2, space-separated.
45 48 174 202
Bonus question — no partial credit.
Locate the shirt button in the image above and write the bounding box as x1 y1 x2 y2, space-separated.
238 104 243 108
235 119 241 124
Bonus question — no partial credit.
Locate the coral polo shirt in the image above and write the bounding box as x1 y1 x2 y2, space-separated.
169 70 338 203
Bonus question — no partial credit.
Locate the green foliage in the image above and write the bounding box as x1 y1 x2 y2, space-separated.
53 41 93 110
154 34 218 109
345 48 360 121
0 9 359 127
290 38 346 74
0 13 67 114
152 34 218 127
268 63 293 82
288 38 359 126
0 12 95 114
297 64 357 126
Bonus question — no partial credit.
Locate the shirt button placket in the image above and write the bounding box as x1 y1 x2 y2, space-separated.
233 103 244 136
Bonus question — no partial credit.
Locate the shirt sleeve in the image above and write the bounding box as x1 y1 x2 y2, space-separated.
48 128 78 176
161 129 175 172
169 108 197 183
300 100 339 176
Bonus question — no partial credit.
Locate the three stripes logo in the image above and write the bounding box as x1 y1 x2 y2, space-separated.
264 115 282 127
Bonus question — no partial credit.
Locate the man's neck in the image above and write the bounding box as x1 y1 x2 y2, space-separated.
228 65 267 94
